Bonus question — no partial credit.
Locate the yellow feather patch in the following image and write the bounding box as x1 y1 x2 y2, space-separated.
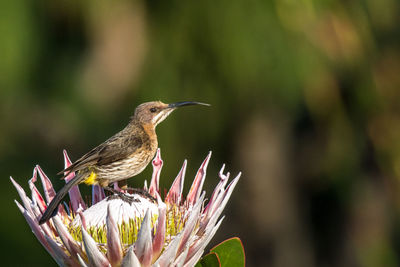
84 171 97 185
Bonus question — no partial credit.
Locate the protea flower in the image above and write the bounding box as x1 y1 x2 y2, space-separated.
11 149 240 266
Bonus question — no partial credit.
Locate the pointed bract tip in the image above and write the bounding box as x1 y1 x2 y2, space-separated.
135 209 153 266
63 150 72 166
81 226 110 266
14 200 25 213
32 167 38 178
10 176 23 191
219 164 226 175
152 148 163 165
121 247 140 267
201 152 212 168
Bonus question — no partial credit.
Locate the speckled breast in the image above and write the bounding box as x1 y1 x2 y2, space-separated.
95 147 157 186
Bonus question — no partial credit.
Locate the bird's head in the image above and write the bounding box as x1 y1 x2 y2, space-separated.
132 101 210 127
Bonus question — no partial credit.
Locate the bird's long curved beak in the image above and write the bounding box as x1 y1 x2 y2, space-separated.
168 101 210 109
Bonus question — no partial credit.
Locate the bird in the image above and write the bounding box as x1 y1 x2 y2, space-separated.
39 101 209 224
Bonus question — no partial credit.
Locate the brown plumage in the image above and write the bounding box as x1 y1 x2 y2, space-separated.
39 101 209 224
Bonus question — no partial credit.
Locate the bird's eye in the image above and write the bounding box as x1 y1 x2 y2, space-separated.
150 107 157 113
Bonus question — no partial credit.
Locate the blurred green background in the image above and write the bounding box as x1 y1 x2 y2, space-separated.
1 0 400 266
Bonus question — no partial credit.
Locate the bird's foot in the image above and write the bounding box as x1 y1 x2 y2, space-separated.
105 186 140 204
125 187 157 202
105 186 157 203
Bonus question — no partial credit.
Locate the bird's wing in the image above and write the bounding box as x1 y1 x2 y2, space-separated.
59 133 146 175
96 134 146 165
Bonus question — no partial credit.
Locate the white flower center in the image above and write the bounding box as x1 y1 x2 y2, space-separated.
72 194 159 227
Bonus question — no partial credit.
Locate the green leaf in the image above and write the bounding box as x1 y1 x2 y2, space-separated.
195 252 221 267
210 237 245 267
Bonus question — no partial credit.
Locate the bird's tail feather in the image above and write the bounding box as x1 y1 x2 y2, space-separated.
38 173 84 224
